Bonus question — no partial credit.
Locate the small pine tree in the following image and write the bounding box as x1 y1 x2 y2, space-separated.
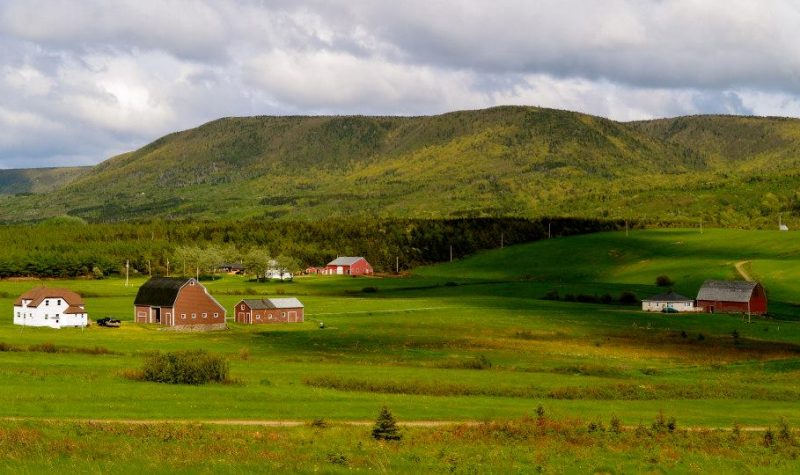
372 406 401 441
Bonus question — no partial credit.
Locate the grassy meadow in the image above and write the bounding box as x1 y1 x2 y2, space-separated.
1 228 799 472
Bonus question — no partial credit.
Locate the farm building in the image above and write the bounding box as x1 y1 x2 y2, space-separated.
641 291 698 313
696 280 767 315
134 277 226 329
322 256 373 276
219 263 244 274
13 288 88 328
234 298 304 324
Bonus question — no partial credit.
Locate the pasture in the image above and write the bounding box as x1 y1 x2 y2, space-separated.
1 228 799 472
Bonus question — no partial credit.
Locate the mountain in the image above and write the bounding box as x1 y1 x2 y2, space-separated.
0 106 798 226
0 167 90 195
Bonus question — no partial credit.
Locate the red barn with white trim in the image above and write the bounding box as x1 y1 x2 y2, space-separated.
696 280 767 315
323 257 373 276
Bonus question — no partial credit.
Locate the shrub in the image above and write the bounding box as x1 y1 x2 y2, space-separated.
362 286 378 293
238 348 251 360
576 294 599 303
778 417 794 443
600 293 613 304
764 427 775 447
697 333 705 341
372 406 401 441
444 281 459 287
655 275 674 287
326 452 348 466
542 289 560 301
310 418 327 429
610 415 622 433
563 294 576 302
619 291 639 305
587 420 605 433
535 404 546 424
29 342 58 353
0 342 17 352
140 350 229 385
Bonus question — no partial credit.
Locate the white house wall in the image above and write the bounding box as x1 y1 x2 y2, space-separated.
13 299 88 328
642 301 698 312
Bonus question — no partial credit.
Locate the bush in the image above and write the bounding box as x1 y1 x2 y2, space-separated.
542 289 560 301
362 286 378 293
29 342 58 353
576 294 599 303
563 294 576 302
140 350 229 385
372 406 401 441
444 281 459 287
655 275 674 287
619 291 639 305
600 293 613 304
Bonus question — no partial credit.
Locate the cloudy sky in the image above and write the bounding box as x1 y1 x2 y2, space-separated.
1 0 799 168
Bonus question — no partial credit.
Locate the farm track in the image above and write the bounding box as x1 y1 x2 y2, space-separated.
0 416 773 431
735 260 754 281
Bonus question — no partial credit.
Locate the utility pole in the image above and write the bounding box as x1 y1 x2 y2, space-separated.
125 260 129 287
147 259 152 277
501 232 504 249
548 222 551 239
450 245 453 263
625 220 629 237
700 218 703 234
166 259 170 277
396 256 399 274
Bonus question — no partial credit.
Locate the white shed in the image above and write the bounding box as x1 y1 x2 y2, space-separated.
641 291 697 313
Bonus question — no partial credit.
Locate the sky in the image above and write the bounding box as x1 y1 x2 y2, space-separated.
1 0 799 169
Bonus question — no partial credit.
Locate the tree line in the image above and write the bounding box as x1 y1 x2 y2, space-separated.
0 217 623 278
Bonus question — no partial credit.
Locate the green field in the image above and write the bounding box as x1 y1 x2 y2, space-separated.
1 228 799 472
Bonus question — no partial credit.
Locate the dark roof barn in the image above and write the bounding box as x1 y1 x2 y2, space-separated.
134 277 191 307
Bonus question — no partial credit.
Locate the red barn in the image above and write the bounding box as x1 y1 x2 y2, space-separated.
323 257 373 276
234 298 304 324
696 280 767 315
134 277 226 330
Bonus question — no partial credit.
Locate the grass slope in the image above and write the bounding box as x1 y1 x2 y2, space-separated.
1 228 799 470
1 107 799 225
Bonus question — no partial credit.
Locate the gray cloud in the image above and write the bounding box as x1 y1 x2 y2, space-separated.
0 0 799 168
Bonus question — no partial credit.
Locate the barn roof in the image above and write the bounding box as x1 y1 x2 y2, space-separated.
14 287 84 307
696 280 759 303
327 256 365 266
241 298 304 309
642 291 693 302
134 277 192 307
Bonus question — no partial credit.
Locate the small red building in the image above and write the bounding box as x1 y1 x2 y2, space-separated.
234 298 304 323
322 257 373 276
134 277 226 329
696 280 767 315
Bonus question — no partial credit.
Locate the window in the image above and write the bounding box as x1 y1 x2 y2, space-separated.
138 311 146 317
16 312 20 317
45 315 48 319
213 313 219 318
282 312 286 318
45 300 49 306
191 313 197 319
256 315 261 320
202 313 208 319
57 299 61 305
240 304 245 310
181 314 186 319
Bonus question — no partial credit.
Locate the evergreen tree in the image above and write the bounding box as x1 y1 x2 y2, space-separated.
371 406 401 441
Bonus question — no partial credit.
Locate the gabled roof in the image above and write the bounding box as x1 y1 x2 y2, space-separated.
134 277 192 307
696 280 759 303
642 291 693 302
14 288 84 307
240 297 304 309
327 256 365 266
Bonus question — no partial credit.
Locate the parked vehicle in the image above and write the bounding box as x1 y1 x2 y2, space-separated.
96 317 121 327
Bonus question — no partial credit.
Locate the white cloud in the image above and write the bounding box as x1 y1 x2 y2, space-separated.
0 0 799 167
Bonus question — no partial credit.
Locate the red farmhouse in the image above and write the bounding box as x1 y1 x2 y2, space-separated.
134 277 226 329
234 298 304 324
323 257 373 276
696 280 767 315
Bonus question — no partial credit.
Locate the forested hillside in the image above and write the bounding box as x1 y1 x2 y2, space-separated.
0 107 798 227
0 166 89 195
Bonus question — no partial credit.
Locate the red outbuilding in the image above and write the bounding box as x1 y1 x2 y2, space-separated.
323 256 373 276
696 280 767 315
234 298 304 324
134 277 226 329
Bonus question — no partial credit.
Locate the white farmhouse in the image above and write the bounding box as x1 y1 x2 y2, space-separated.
13 288 88 328
641 291 698 313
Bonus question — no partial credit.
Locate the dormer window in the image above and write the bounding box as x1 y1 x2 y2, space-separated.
57 299 61 305
45 300 50 306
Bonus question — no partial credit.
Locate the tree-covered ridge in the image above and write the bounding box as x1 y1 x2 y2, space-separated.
0 166 90 195
0 106 798 226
